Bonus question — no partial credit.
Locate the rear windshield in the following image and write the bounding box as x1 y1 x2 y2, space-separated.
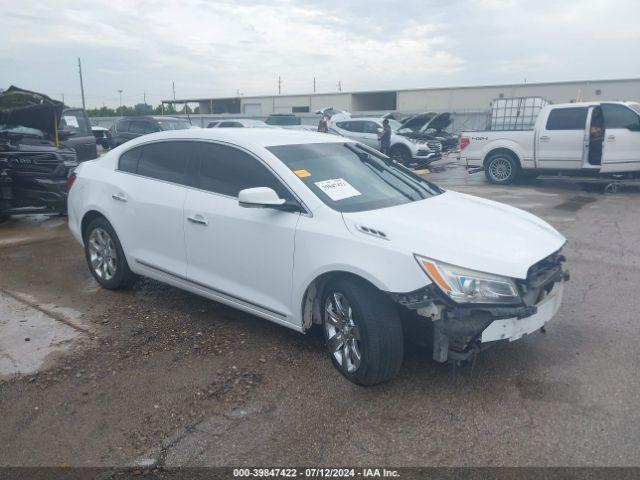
61 110 91 136
156 119 191 130
267 142 442 213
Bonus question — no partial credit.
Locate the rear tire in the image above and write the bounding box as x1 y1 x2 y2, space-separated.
389 145 412 166
485 152 520 184
322 278 404 385
84 217 137 289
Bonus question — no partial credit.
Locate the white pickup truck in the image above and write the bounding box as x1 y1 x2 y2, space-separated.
459 101 640 184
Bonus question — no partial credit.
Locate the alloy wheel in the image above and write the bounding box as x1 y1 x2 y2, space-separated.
324 291 362 373
88 228 117 281
489 157 512 182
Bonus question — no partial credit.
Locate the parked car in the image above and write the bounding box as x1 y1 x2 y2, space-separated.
59 108 98 161
330 117 442 167
265 114 301 126
67 128 568 385
0 86 78 220
92 125 112 149
460 101 640 184
315 107 350 122
397 112 460 151
210 119 276 128
111 116 191 147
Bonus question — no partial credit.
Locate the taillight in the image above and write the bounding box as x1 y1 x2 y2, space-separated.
459 136 470 150
66 172 77 191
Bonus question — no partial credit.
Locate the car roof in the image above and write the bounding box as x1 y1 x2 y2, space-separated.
117 127 350 150
337 117 381 122
550 101 633 109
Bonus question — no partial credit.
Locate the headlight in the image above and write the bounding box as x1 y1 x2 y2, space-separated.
414 255 521 304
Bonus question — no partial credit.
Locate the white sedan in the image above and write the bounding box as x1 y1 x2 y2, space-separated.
67 128 568 385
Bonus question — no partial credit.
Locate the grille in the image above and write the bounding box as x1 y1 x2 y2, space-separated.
427 141 442 152
520 250 565 306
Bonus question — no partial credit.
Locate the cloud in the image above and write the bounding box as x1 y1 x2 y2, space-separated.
0 0 638 107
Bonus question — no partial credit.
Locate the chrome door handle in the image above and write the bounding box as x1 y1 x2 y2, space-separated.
187 215 208 226
111 193 127 202
539 136 550 141
607 135 616 141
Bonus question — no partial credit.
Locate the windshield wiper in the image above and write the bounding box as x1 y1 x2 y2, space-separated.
345 143 424 200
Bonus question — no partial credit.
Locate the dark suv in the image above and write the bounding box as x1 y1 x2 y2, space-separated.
111 116 191 147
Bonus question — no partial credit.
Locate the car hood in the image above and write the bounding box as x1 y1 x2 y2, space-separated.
0 86 64 139
422 112 452 132
402 112 453 132
341 190 566 279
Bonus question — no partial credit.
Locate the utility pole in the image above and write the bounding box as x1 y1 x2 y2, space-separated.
338 80 342 92
143 90 147 105
278 76 282 95
61 93 65 105
117 90 123 112
172 81 176 101
313 77 316 93
77 58 86 110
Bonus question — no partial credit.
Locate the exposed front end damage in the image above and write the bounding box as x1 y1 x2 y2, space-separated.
391 251 569 364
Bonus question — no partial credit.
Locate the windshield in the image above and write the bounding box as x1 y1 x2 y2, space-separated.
0 124 46 137
387 119 403 132
157 119 191 130
267 142 442 213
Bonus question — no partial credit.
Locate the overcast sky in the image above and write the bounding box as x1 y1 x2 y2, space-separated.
2 0 639 108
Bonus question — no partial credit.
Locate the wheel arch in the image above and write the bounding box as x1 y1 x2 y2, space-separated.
483 147 522 168
389 142 412 157
299 270 387 331
80 209 110 241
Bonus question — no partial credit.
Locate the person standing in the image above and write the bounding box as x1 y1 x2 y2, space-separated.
379 118 391 155
318 115 329 133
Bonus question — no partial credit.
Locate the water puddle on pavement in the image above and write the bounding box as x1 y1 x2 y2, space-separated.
0 291 87 378
554 195 597 212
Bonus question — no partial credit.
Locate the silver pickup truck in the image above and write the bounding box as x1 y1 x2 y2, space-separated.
458 101 640 184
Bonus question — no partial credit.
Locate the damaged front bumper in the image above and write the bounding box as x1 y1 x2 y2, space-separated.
480 282 563 343
391 254 569 364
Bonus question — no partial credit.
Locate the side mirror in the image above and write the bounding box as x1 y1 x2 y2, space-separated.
238 187 286 208
58 129 76 140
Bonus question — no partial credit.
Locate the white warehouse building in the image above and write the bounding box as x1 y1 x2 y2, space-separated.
165 77 640 118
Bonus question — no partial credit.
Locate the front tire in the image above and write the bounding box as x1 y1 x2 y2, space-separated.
485 153 520 184
322 278 404 385
389 145 412 166
84 217 137 289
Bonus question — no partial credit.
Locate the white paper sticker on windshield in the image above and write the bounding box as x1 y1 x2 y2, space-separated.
63 115 79 128
314 178 361 201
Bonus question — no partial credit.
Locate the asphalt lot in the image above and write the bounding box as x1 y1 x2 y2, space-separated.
1 157 640 468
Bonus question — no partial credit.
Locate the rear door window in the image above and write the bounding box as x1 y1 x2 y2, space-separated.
363 121 380 134
129 121 146 134
118 146 143 173
137 141 190 185
117 119 131 132
545 107 588 130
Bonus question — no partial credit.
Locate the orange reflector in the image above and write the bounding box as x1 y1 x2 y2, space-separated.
421 260 452 292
